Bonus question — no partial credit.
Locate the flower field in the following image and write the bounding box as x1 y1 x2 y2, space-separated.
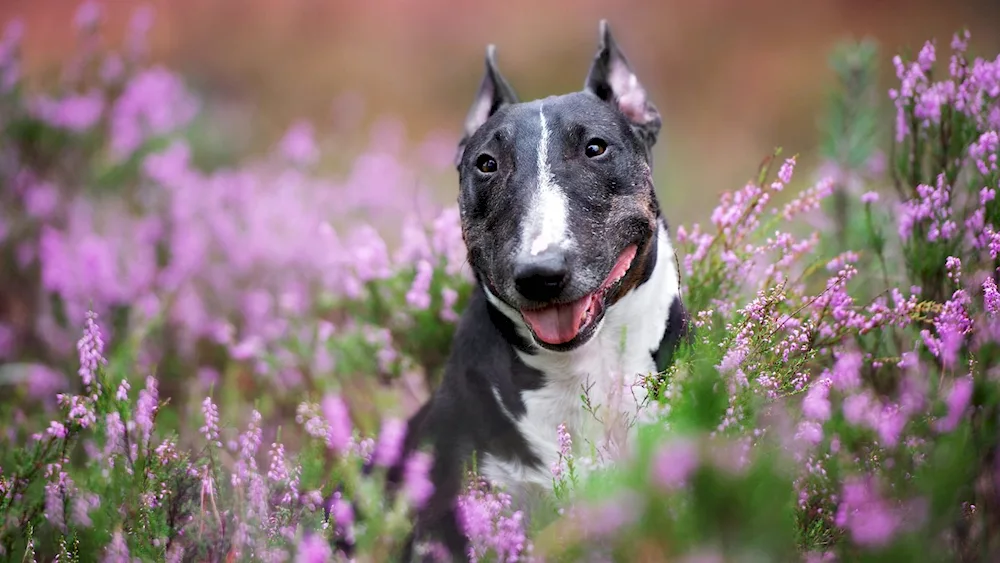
1 4 999 562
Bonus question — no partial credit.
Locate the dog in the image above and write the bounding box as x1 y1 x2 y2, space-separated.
377 19 689 562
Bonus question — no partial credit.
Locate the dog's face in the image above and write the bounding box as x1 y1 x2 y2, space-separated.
455 21 664 352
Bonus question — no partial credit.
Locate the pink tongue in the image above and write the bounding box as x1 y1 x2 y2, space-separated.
519 245 638 345
607 245 637 286
521 297 591 345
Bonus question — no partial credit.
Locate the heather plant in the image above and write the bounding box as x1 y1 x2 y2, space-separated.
523 32 1000 563
2 2 1000 562
0 2 469 420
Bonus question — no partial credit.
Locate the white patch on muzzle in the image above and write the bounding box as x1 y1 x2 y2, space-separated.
522 106 570 257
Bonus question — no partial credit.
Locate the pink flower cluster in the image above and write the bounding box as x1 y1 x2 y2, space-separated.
891 34 1000 141
457 476 531 562
834 476 927 548
897 174 958 242
0 2 472 402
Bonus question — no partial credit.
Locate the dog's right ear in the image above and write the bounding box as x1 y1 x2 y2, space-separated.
585 20 662 152
456 45 519 167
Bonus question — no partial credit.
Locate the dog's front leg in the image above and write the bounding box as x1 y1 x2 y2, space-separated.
403 452 471 562
392 397 475 562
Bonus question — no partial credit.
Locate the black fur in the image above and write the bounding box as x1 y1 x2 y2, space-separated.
331 20 690 562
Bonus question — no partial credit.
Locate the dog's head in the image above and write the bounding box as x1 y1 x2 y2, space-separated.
455 20 665 352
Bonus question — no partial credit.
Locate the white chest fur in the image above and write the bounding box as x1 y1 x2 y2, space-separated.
481 224 679 498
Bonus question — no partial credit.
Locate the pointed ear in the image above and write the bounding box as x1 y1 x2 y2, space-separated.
456 45 519 166
585 20 661 149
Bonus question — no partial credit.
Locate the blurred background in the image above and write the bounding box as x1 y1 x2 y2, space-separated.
1 0 999 436
6 0 1000 220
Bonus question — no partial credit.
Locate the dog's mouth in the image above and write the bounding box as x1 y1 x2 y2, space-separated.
519 244 637 348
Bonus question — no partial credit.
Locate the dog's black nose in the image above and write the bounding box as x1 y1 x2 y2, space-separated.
514 250 570 302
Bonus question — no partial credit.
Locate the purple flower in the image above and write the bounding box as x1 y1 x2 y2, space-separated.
777 156 797 186
200 396 222 448
860 191 880 204
457 477 530 562
0 19 23 92
795 420 824 447
321 394 353 454
165 544 184 563
373 417 407 468
31 91 104 133
23 180 60 219
945 256 962 284
267 442 289 484
328 491 355 542
835 476 902 548
874 404 907 448
135 376 159 445
432 207 468 277
279 121 320 166
935 376 974 433
830 350 862 390
842 391 873 427
915 80 955 126
47 421 68 439
440 287 461 322
780 177 836 221
805 552 837 563
1 18 24 58
898 174 956 242
74 1 103 31
247 472 268 523
403 451 435 509
920 289 972 369
44 466 72 532
406 259 434 310
125 4 155 60
802 377 832 421
363 326 398 373
102 530 133 563
984 274 1000 316
71 491 100 528
115 379 130 402
890 53 928 141
917 40 937 71
77 310 107 391
110 67 198 161
552 422 574 480
100 53 124 83
347 225 393 285
26 365 68 401
104 412 125 462
650 437 699 491
62 394 97 428
969 131 999 175
233 409 263 488
295 533 332 563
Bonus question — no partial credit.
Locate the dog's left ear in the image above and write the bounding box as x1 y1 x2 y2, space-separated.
585 20 662 150
456 45 520 167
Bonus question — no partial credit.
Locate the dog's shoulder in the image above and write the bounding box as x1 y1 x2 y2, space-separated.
408 286 545 451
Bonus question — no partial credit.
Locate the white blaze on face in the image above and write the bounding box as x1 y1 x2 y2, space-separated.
524 106 570 257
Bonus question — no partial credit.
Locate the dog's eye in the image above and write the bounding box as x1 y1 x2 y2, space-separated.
476 154 498 174
585 138 607 158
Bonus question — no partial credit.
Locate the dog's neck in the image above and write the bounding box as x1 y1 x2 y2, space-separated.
480 217 680 485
